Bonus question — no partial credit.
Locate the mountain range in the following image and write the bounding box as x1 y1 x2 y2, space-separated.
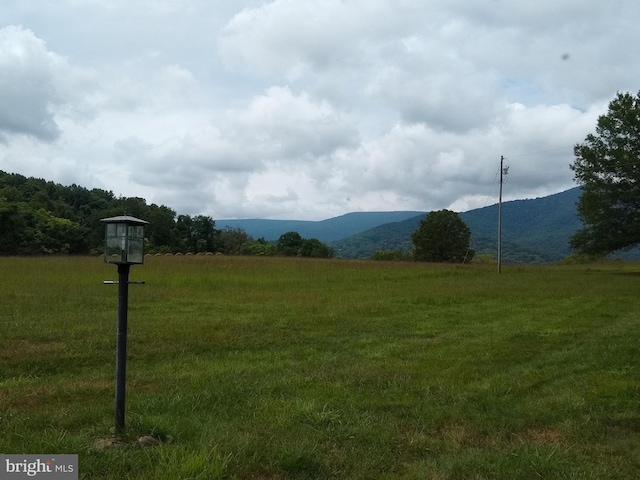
218 211 425 243
220 187 588 262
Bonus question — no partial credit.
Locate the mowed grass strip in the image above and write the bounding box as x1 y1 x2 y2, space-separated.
0 256 639 479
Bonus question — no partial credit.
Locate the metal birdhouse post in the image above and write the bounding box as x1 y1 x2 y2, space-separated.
101 215 148 432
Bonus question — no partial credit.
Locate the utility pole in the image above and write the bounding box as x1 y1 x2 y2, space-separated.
498 156 508 274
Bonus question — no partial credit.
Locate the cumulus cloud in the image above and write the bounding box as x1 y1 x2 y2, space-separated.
226 86 359 160
0 26 66 141
0 25 100 142
219 0 420 75
364 36 501 132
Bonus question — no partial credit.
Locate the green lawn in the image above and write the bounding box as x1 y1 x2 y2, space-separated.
1 256 639 479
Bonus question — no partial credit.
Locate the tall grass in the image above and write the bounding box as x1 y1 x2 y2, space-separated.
1 256 639 479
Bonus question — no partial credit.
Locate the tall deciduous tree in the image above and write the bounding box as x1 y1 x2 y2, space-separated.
219 227 251 255
571 91 640 255
299 238 332 258
411 209 474 263
276 231 304 256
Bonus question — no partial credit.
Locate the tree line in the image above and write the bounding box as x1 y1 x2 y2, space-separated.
0 171 332 258
0 165 466 262
0 167 544 264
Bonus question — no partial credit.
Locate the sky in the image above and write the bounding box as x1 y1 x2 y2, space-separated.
1 1 639 221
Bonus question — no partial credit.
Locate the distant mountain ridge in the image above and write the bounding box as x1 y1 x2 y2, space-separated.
220 188 589 263
330 188 584 262
218 211 425 243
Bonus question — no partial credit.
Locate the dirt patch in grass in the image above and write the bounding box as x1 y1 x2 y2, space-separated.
94 434 173 451
397 423 493 454
403 423 565 452
0 378 113 410
0 340 67 360
519 427 565 445
66 379 113 390
0 382 56 410
443 423 476 448
247 472 289 480
441 424 566 450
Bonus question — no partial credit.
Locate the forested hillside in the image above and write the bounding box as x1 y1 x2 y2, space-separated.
331 188 586 262
0 171 221 255
462 188 583 261
0 170 335 257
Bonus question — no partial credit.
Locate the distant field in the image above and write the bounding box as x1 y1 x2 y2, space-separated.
1 256 639 479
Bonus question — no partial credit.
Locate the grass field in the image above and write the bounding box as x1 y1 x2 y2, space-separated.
1 255 639 479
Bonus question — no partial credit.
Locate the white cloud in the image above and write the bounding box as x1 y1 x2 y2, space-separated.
219 0 419 75
0 26 69 140
226 86 359 160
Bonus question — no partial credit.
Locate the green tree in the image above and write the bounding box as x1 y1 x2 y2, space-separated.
241 238 277 256
0 197 26 254
218 227 251 255
175 214 218 253
276 231 304 256
299 238 332 258
570 91 640 255
193 215 218 253
411 209 474 263
32 209 88 254
145 204 177 251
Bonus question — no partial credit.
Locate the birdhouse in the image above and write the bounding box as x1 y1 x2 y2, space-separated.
101 215 149 265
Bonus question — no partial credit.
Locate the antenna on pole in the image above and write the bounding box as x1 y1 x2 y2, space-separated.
498 156 509 273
